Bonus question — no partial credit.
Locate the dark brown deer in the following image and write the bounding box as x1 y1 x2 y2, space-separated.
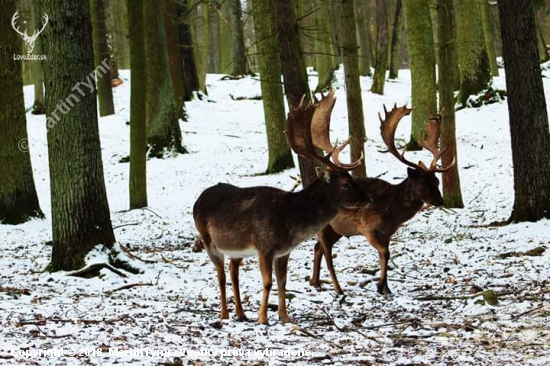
310 105 456 295
193 92 370 324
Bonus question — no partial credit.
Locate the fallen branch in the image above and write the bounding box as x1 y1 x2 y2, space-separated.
415 289 501 305
104 282 153 295
67 263 127 278
119 243 157 263
512 305 546 320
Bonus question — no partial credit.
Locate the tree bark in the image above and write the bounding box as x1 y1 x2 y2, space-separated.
251 0 295 174
219 0 233 74
208 1 221 73
314 0 337 92
31 1 45 115
163 0 186 116
0 0 43 225
128 0 147 209
480 0 499 76
144 0 186 158
456 0 491 105
436 0 464 208
371 0 388 95
194 3 210 93
388 0 403 79
403 0 437 150
339 0 367 177
355 0 373 77
90 0 115 116
42 0 115 270
230 0 248 75
272 0 317 187
106 0 130 69
177 0 200 100
498 0 550 222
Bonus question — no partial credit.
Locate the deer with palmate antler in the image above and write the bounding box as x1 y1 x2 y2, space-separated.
310 104 456 295
193 92 371 324
11 11 49 55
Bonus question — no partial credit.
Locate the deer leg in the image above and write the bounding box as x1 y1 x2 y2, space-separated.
274 254 291 323
229 258 247 321
310 241 324 289
318 226 344 294
206 247 229 320
366 232 391 295
258 253 274 325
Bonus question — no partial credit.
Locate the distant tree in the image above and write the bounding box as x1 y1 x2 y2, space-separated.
354 0 373 76
194 3 210 93
230 0 248 75
144 0 186 157
388 0 403 79
480 0 499 76
162 0 186 116
272 0 317 186
0 0 43 225
219 0 233 74
371 0 388 95
106 0 130 69
128 0 147 209
176 0 200 100
314 0 337 92
208 1 221 73
498 0 550 222
456 0 491 105
403 0 437 151
90 0 115 116
251 0 294 173
436 0 464 208
42 0 115 270
30 1 45 115
339 0 366 177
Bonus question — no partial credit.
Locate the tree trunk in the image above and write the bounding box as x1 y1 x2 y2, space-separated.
339 0 367 177
208 2 221 73
219 0 233 74
498 0 550 222
251 0 295 174
144 0 186 158
106 0 130 69
403 0 437 150
456 0 491 106
230 0 248 75
371 0 388 95
436 0 464 208
388 0 403 79
313 0 336 92
163 0 186 116
42 0 115 270
0 0 43 225
194 3 210 93
535 12 550 62
90 0 115 116
272 0 317 187
355 0 373 76
30 1 45 115
480 0 499 76
128 0 147 209
177 0 200 100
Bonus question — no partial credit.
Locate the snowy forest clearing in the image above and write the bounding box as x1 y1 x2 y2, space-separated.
1 69 550 365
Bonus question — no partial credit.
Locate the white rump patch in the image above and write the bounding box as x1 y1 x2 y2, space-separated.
220 247 258 258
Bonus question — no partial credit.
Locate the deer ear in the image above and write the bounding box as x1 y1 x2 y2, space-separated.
315 167 331 182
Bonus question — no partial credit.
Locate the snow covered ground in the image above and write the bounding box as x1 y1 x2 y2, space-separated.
1 67 549 365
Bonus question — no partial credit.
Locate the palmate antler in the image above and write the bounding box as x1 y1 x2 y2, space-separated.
379 104 456 173
285 91 363 172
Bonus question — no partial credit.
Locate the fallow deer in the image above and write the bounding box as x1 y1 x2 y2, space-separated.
310 105 456 295
193 92 370 324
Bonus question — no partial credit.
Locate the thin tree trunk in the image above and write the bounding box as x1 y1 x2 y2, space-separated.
107 0 130 69
251 0 295 173
163 0 186 117
339 0 366 177
498 0 550 222
272 0 317 187
31 1 45 115
219 0 233 74
128 0 147 209
371 0 388 95
314 0 336 91
480 0 499 76
194 3 210 94
177 0 200 100
208 1 221 73
403 0 437 150
388 0 403 79
355 0 373 76
0 0 43 224
230 0 248 75
456 0 491 105
90 0 115 116
42 0 116 270
535 12 550 62
436 0 464 208
144 0 186 157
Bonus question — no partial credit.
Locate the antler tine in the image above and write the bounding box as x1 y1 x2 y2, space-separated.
311 89 336 152
378 104 420 169
332 138 364 170
417 108 457 173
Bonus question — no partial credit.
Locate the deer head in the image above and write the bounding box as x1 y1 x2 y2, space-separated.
12 11 49 55
379 105 456 206
285 91 368 207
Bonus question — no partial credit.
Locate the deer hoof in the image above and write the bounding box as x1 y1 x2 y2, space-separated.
279 314 292 324
376 283 392 295
235 314 249 322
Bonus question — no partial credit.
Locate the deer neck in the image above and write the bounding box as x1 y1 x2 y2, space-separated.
393 178 424 222
288 179 339 233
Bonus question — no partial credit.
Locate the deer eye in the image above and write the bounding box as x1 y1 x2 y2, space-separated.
342 182 351 189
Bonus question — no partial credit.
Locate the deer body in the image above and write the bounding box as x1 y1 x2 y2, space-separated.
311 105 455 295
193 92 369 324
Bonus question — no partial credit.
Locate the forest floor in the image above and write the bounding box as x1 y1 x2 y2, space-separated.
1 68 549 366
